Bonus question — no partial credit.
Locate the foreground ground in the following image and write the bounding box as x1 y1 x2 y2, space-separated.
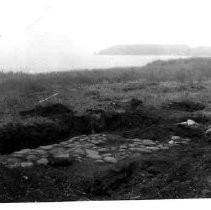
1 58 211 201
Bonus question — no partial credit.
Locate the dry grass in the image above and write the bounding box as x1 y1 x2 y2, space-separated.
0 57 211 121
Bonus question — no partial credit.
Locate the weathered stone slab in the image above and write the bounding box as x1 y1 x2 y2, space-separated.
103 157 118 163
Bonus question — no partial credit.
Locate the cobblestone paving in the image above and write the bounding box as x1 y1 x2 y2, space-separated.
0 134 191 168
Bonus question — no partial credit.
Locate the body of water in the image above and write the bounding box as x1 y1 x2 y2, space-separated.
0 54 190 73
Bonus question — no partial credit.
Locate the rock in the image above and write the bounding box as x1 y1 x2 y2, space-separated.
39 145 55 150
83 143 95 147
87 153 102 160
146 146 160 151
85 149 99 156
7 158 21 163
7 162 21 168
15 149 31 154
26 155 38 161
158 145 169 150
168 140 174 145
52 152 70 159
98 148 109 152
36 150 48 155
21 162 34 167
142 139 156 146
187 119 196 126
11 153 25 158
49 148 66 154
102 153 112 157
59 142 69 146
73 148 85 155
103 156 118 163
64 144 75 148
129 148 152 153
36 158 49 165
120 145 127 149
205 127 211 135
111 146 117 151
171 136 181 141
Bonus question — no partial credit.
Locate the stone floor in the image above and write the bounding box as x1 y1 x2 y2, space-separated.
0 133 191 168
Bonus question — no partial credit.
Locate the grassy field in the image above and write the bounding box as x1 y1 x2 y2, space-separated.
0 57 211 201
1 57 211 120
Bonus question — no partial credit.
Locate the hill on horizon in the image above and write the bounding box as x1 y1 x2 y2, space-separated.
98 44 211 56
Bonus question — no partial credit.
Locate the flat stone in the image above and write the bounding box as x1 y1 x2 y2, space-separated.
103 157 118 164
133 138 143 142
7 162 21 168
98 148 109 152
74 148 85 155
52 152 70 159
187 119 196 126
49 148 66 155
142 139 156 146
146 146 160 151
26 155 38 161
64 144 75 148
36 150 48 155
102 153 112 157
129 148 152 153
111 147 117 151
15 149 31 154
168 140 174 145
7 157 21 163
119 149 126 152
158 145 169 150
85 149 99 156
171 136 181 141
36 158 49 165
59 142 69 146
21 162 34 167
91 140 102 144
120 145 127 149
131 153 141 158
87 153 102 160
83 143 95 147
11 153 25 158
39 145 55 150
206 128 211 134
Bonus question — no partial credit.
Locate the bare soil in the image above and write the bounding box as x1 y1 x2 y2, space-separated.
0 100 211 202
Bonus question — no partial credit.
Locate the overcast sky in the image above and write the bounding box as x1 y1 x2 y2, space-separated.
0 0 211 70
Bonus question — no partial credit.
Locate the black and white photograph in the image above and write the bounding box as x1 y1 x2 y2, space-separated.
0 0 211 206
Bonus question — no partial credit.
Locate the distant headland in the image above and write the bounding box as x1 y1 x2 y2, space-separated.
98 44 211 56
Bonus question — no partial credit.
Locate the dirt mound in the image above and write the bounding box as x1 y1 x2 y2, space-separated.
165 100 205 112
19 103 74 117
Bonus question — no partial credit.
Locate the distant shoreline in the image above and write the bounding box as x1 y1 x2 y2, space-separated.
98 44 211 56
